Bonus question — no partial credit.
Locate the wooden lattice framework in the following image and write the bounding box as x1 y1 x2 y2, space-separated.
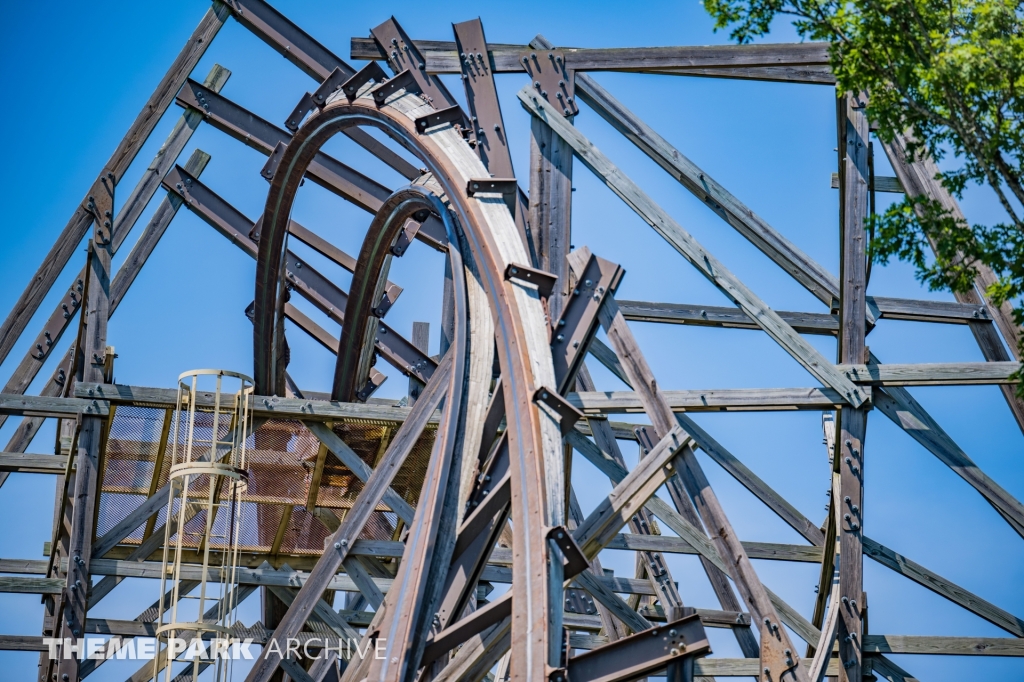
1 2 1022 682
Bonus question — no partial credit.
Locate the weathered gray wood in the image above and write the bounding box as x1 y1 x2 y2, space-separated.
0 576 64 594
569 386 845 413
861 635 1024 656
529 35 573 318
350 37 830 74
76 382 439 424
838 361 1020 385
831 172 903 193
0 394 107 417
0 4 228 369
0 453 67 474
573 568 653 634
837 90 870 682
618 298 988 331
519 87 870 408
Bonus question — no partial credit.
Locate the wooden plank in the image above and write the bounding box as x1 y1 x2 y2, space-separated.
831 172 903 193
350 38 830 73
0 4 228 369
838 361 1020 385
76 382 439 424
837 90 870 682
861 635 1024 656
0 635 48 652
0 576 64 594
569 386 844 413
606 534 821 563
620 300 839 334
0 453 67 474
0 394 107 417
519 87 870 407
618 297 988 330
573 72 840 308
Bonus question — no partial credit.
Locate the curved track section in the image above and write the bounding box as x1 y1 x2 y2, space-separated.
253 86 565 680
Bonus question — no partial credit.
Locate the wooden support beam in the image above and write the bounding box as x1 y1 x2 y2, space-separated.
519 86 871 408
350 37 831 82
618 297 989 331
0 453 67 474
836 90 870 682
529 35 573 318
837 361 1021 385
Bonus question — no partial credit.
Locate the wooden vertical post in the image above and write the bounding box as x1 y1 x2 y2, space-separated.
409 321 431 404
528 36 573 322
837 91 870 682
52 174 114 682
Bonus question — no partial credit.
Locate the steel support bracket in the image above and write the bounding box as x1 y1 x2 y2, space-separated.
547 525 588 579
505 263 557 298
390 218 423 257
370 17 460 109
520 50 578 116
261 141 288 181
414 105 464 133
467 178 518 216
285 92 316 132
340 61 388 101
373 283 403 318
368 69 417 106
355 367 388 402
533 386 584 435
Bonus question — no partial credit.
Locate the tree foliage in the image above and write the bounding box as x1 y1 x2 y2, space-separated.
703 0 1024 328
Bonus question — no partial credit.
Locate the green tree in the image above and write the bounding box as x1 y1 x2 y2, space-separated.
703 0 1024 345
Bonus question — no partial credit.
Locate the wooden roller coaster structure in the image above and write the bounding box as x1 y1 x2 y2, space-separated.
1 2 1023 682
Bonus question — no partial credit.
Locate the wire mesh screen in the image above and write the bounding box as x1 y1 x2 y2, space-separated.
97 412 437 555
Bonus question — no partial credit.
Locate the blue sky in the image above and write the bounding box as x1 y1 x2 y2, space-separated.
1 1 1022 680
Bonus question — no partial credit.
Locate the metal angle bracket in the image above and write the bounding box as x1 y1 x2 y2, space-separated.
564 587 598 615
368 69 418 106
505 263 557 298
261 141 288 181
373 282 403 318
547 525 588 579
340 61 388 101
414 105 464 134
390 215 425 257
520 50 578 117
285 92 316 133
467 177 518 216
533 386 584 435
355 367 388 402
